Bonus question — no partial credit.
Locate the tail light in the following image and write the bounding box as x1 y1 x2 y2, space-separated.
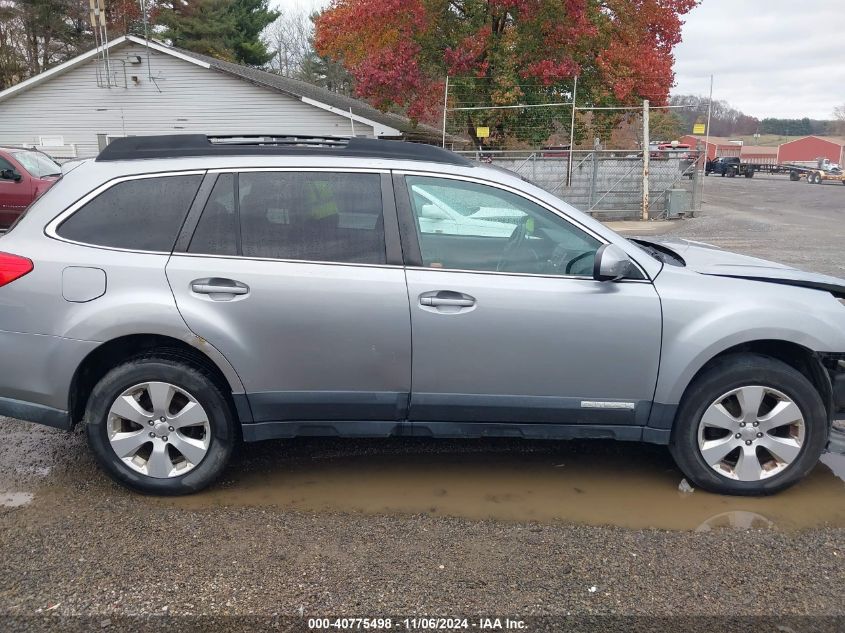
0 252 34 287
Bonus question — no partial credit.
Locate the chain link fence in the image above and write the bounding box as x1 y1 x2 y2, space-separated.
457 150 701 220
441 77 702 221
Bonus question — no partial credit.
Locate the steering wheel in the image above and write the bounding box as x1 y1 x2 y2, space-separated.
496 217 538 272
565 250 594 276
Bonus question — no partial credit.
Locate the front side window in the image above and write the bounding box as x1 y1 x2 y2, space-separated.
57 174 202 251
190 171 386 264
406 176 601 276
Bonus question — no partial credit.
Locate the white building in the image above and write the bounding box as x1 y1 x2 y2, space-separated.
0 35 440 159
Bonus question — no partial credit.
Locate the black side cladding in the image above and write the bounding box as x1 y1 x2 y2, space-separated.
96 134 474 167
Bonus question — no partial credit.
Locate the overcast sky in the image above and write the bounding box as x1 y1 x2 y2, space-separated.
275 0 845 120
674 1 845 120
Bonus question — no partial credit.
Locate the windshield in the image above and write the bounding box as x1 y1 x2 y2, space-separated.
11 150 61 178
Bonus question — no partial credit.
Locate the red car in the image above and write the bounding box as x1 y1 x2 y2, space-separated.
0 147 62 229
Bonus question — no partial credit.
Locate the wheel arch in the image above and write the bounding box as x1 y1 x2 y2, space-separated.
68 333 246 427
666 340 833 432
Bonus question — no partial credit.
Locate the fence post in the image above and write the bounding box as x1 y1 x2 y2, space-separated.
566 75 578 187
642 99 650 221
589 139 600 211
441 75 449 148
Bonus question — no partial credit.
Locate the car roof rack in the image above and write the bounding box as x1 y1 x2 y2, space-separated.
96 134 473 167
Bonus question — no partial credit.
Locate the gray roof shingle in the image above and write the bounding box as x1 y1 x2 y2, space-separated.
171 46 442 141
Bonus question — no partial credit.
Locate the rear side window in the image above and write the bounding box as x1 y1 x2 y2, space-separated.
57 174 202 251
189 171 386 264
188 174 238 256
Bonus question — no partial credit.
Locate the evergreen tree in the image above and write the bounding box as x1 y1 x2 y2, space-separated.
157 0 278 65
297 51 353 95
226 0 277 66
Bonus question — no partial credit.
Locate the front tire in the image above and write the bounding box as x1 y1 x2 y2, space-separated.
669 354 827 495
85 355 235 495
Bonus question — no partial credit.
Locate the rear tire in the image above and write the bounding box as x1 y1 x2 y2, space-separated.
85 355 236 495
669 354 827 496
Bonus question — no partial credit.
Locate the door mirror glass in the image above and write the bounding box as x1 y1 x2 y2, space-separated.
593 244 635 281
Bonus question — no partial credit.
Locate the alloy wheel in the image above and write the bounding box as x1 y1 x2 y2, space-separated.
697 385 805 481
106 381 211 478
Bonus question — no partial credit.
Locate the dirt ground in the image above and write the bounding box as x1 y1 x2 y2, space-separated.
1 173 843 631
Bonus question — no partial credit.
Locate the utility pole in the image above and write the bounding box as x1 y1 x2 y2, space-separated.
566 75 578 187
139 0 153 80
642 99 650 221
441 76 449 148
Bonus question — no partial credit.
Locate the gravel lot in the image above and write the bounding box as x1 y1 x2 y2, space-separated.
1 174 843 630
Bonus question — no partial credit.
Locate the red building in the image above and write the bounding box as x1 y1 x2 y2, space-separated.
680 135 743 160
739 145 778 165
777 136 845 166
679 135 779 164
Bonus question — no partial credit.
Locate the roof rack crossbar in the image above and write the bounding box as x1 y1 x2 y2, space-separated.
95 134 473 166
207 135 351 148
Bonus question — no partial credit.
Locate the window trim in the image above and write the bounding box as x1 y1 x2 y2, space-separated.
393 170 651 282
174 167 402 267
45 170 207 254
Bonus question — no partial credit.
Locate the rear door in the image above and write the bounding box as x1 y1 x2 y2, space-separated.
395 173 662 433
166 169 412 432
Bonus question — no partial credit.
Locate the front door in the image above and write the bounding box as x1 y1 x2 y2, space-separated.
0 155 32 227
397 174 662 430
166 170 411 430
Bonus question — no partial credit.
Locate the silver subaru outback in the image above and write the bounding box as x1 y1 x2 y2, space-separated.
0 134 842 496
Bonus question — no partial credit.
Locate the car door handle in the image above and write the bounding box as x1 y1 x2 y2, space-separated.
419 291 476 311
191 278 250 298
421 296 475 307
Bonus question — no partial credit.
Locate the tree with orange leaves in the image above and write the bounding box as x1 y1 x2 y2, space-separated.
315 0 697 146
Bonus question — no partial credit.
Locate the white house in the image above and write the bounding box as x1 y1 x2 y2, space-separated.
0 35 440 159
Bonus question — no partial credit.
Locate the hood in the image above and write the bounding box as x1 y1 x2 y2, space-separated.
644 237 845 298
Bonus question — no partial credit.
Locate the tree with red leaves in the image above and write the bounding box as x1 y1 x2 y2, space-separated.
315 0 697 145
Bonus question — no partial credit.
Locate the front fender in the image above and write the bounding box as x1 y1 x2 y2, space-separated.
653 268 845 406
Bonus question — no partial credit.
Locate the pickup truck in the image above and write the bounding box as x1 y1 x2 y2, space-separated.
705 156 755 178
0 147 62 229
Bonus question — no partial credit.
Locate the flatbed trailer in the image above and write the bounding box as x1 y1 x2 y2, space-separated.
736 158 845 185
784 160 845 185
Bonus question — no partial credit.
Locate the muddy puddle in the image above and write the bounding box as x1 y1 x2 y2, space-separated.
158 440 845 531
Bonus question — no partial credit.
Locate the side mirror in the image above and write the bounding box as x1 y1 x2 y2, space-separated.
1 168 21 182
420 203 451 221
593 244 635 281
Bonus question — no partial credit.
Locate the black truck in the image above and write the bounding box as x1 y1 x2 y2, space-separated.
705 156 755 178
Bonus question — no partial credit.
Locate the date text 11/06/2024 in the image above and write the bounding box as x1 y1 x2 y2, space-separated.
307 617 528 630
